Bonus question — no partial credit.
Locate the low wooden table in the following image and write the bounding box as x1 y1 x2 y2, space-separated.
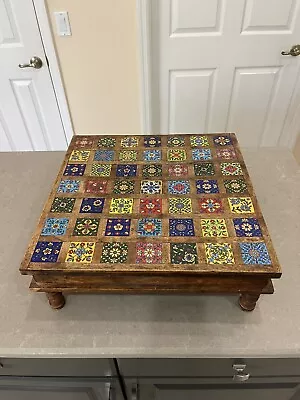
20 134 281 311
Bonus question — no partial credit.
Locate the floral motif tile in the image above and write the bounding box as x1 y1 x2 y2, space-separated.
224 179 248 194
73 218 100 236
74 137 93 148
57 180 80 193
65 242 95 263
168 164 188 177
90 164 112 177
144 136 161 147
142 164 162 178
213 135 232 146
216 147 236 160
97 137 116 148
109 198 133 214
198 198 224 214
201 219 228 238
139 198 162 215
233 218 262 237
101 243 128 264
192 149 212 161
167 149 187 162
169 198 192 214
94 150 114 161
31 241 62 263
204 243 234 265
221 162 243 176
167 136 185 147
170 243 198 264
169 218 195 236
50 197 75 213
63 164 86 176
190 135 209 147
194 163 215 176
41 218 69 236
239 242 271 265
168 180 190 195
137 218 162 236
119 150 137 162
105 218 131 236
121 136 139 147
116 164 137 177
143 150 161 162
80 198 105 213
84 179 108 194
113 180 135 195
69 150 90 162
196 179 219 194
228 197 254 214
140 180 162 194
136 243 162 264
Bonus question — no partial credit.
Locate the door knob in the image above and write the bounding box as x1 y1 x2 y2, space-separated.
281 44 300 56
19 56 43 69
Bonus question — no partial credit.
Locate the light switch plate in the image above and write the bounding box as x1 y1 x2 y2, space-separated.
54 11 71 36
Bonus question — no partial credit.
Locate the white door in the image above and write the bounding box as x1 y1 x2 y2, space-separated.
150 0 300 147
0 0 68 151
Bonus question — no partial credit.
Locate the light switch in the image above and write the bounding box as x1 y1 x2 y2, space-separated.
54 11 71 36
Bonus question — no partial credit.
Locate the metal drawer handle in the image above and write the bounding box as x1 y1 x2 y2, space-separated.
0 362 3 368
232 363 250 382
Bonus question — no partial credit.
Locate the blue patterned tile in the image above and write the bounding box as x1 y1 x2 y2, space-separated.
116 164 137 177
168 180 190 195
80 198 105 213
233 218 262 237
213 135 233 146
94 150 114 161
137 218 162 236
143 150 162 162
31 241 62 263
192 149 212 161
169 219 195 236
144 136 161 147
63 164 86 176
105 218 131 236
239 242 271 265
196 179 219 194
141 180 162 194
41 218 68 236
57 180 80 193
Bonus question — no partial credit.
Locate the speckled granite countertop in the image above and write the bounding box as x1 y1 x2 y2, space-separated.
0 149 299 358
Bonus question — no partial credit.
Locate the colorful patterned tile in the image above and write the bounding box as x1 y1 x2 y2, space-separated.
57 180 80 193
116 164 137 177
196 179 219 194
69 150 90 162
170 243 198 264
94 150 114 161
233 218 262 237
119 150 137 162
97 137 116 148
101 242 128 264
80 198 105 213
168 164 188 177
224 179 248 194
167 136 185 147
84 179 108 194
105 218 131 236
168 180 190 195
113 180 135 195
205 243 234 265
50 197 75 213
121 136 139 147
216 147 236 160
144 136 161 147
198 198 224 214
228 197 254 214
90 164 112 177
239 242 271 265
143 150 161 162
137 218 162 236
167 149 187 162
213 135 233 146
194 163 215 176
190 135 209 147
139 198 162 215
221 162 243 176
142 164 162 178
74 137 93 148
169 198 192 214
169 218 195 236
41 218 69 236
136 243 162 264
192 149 212 161
140 180 163 194
65 242 95 263
109 198 133 214
63 164 86 176
31 241 62 263
201 219 228 238
73 218 100 236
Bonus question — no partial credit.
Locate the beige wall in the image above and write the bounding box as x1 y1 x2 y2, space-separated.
46 0 141 134
293 131 300 164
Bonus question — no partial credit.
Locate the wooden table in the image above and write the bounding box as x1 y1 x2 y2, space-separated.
20 134 281 311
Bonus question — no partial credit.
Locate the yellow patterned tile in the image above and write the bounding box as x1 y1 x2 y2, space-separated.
204 243 235 265
228 197 254 214
65 242 95 263
109 198 133 214
69 150 90 162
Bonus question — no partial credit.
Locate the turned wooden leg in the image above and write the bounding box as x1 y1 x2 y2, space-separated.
239 293 260 311
46 292 65 310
